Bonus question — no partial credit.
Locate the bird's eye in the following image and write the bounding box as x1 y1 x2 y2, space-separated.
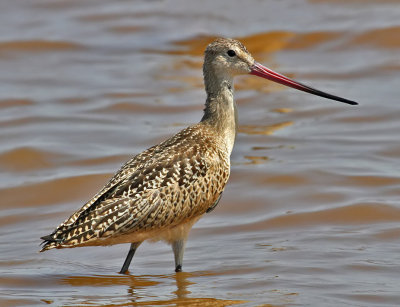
227 50 236 57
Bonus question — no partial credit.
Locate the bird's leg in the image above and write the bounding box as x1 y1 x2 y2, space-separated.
172 239 186 272
119 242 141 274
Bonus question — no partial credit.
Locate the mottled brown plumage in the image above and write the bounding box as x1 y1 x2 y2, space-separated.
40 37 357 274
41 123 229 249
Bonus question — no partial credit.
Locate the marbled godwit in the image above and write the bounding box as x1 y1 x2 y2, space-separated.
40 38 357 274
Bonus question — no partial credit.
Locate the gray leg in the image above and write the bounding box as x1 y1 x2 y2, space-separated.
172 239 186 272
120 242 141 274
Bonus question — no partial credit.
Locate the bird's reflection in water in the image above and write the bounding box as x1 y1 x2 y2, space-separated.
125 272 195 303
60 271 245 305
173 271 193 298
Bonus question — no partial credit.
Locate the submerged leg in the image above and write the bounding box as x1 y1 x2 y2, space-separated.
119 242 141 274
172 239 186 272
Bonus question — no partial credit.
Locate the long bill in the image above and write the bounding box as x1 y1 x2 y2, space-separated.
250 62 358 105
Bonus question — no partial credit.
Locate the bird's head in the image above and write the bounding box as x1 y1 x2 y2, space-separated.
204 38 255 78
204 37 358 105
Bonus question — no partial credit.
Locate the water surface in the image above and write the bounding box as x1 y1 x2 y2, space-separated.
1 0 400 306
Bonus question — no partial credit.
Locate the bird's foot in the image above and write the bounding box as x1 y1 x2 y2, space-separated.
175 265 182 272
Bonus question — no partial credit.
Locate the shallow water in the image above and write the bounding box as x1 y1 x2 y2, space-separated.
1 0 400 306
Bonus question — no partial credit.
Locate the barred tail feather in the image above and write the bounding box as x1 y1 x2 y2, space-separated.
39 234 60 252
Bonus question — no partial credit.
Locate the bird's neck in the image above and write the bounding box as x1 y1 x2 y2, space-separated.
200 74 238 155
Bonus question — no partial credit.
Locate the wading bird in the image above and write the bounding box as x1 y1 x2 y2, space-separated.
40 38 357 274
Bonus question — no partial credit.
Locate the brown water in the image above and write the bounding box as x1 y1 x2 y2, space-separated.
1 0 400 306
